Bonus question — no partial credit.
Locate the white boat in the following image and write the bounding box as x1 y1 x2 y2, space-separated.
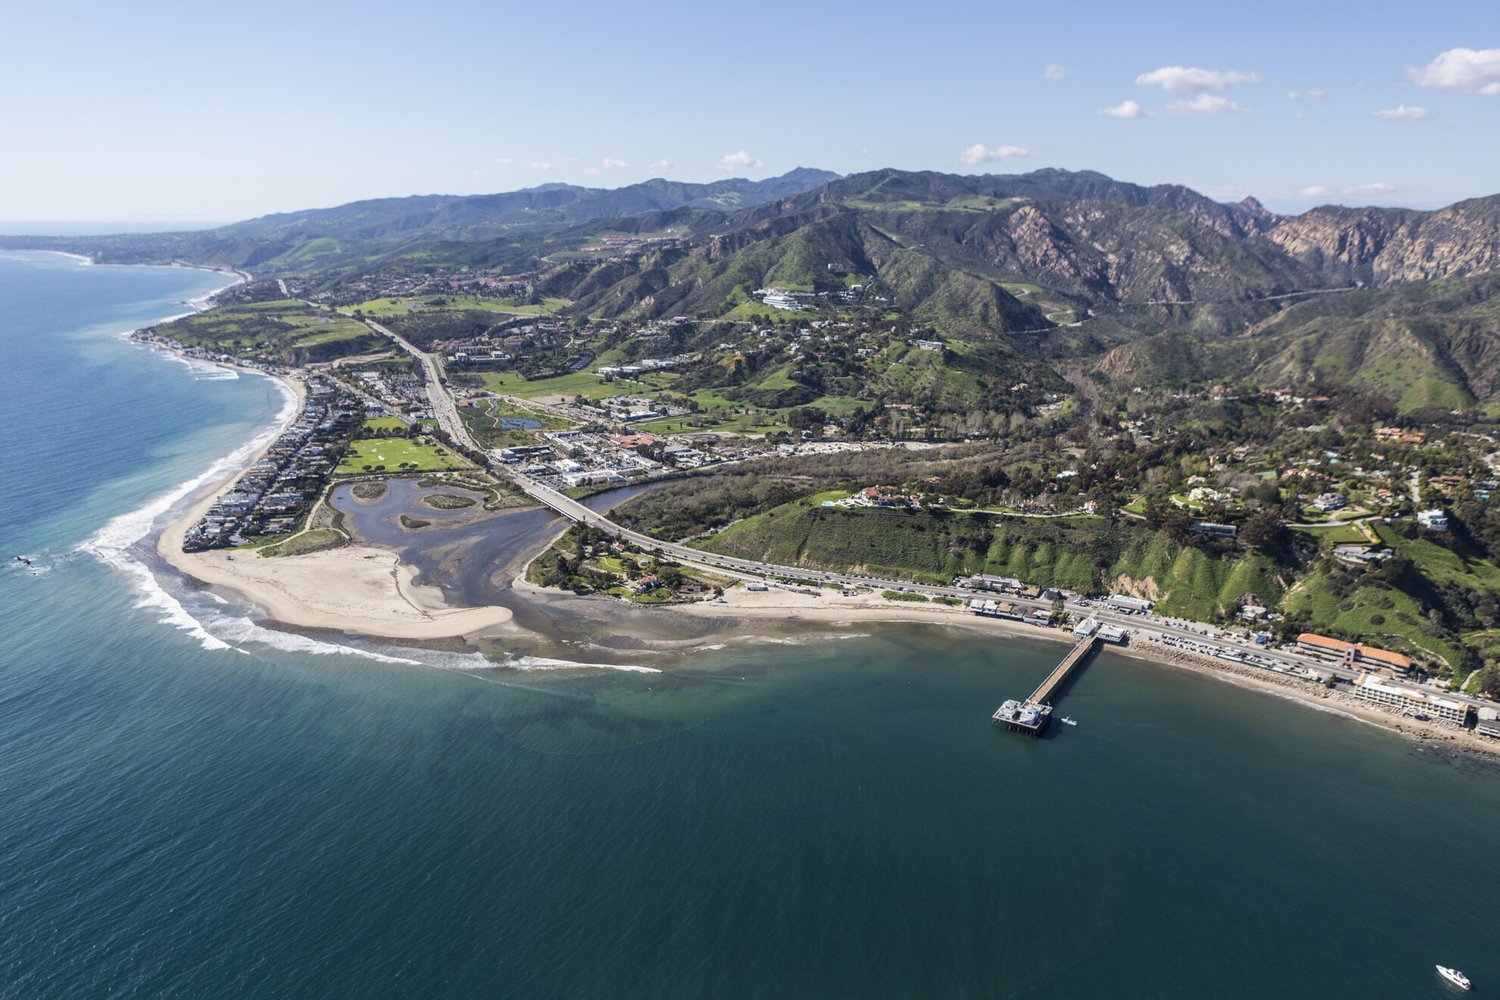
1437 965 1471 990
1060 717 1077 726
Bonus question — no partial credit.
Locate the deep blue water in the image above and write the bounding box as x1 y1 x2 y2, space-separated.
3 251 1500 999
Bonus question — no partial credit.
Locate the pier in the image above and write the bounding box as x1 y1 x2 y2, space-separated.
993 635 1100 736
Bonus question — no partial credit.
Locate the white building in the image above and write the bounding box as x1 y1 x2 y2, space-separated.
1417 509 1449 531
1105 594 1154 614
1351 674 1470 727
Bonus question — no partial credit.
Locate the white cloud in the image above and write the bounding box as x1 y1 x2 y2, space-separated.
494 156 515 166
601 158 630 170
1346 182 1396 195
716 149 763 171
647 159 672 174
528 161 553 171
1410 47 1500 95
1287 89 1326 101
1099 100 1149 119
959 143 1031 165
1300 185 1328 197
1042 64 1069 81
1136 66 1261 93
1166 94 1244 116
1373 104 1431 120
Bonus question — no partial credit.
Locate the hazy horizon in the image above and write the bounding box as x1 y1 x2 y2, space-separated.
0 164 1480 238
3 0 1496 222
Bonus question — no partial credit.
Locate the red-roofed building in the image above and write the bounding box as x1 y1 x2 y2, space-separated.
1297 633 1413 674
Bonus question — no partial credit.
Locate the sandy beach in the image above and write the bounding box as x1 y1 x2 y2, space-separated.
662 584 1500 759
154 373 514 640
145 379 1500 759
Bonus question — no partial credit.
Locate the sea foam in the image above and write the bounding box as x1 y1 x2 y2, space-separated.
79 371 297 652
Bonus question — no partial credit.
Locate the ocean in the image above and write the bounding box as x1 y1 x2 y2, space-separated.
3 250 1499 999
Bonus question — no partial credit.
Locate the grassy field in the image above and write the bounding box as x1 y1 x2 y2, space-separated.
481 370 638 401
361 416 408 433
157 300 381 364
338 438 468 473
486 364 867 437
1372 522 1500 592
260 529 346 558
349 295 570 317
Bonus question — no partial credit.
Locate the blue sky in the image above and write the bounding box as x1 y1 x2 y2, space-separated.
3 0 1497 223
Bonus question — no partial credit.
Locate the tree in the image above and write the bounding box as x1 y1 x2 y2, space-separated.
1239 509 1285 553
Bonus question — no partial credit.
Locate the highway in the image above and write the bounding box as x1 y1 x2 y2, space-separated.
510 475 1367 678
366 315 1486 708
364 318 478 451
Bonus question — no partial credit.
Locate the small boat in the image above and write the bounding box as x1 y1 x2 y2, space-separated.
1437 966 1471 990
1060 717 1077 727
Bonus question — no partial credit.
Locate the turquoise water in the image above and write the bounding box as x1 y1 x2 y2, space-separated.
3 251 1500 998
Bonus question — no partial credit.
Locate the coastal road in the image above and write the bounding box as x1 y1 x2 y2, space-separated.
364 318 479 451
368 313 1475 705
507 474 1383 684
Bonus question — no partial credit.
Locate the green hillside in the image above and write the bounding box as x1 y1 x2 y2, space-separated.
693 502 1283 617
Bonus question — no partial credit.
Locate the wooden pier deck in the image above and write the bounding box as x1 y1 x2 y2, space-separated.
1028 635 1100 706
993 635 1100 736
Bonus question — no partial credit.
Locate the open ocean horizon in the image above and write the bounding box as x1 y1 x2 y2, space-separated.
4 250 1500 998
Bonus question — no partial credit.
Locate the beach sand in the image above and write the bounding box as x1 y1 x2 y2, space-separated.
147 379 1500 758
664 585 1500 759
155 374 513 641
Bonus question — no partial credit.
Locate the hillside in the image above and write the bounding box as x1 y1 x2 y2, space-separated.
1094 274 1500 411
685 500 1283 621
0 169 840 274
1263 195 1500 284
11 165 1500 407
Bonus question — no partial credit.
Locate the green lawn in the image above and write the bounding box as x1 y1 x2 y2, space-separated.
1294 523 1371 546
338 437 468 473
361 416 408 433
482 370 637 401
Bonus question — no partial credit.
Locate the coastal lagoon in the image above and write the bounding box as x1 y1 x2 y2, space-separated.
4 251 1500 998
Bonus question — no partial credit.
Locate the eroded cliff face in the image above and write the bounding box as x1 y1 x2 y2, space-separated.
1264 201 1500 283
1004 206 1108 288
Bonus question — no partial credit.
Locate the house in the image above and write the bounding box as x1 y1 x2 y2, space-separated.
1417 509 1449 531
1191 522 1238 539
1332 544 1393 567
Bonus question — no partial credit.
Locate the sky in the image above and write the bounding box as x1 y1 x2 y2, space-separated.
2 0 1497 224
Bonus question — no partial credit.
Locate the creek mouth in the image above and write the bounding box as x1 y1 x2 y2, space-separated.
328 478 736 659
